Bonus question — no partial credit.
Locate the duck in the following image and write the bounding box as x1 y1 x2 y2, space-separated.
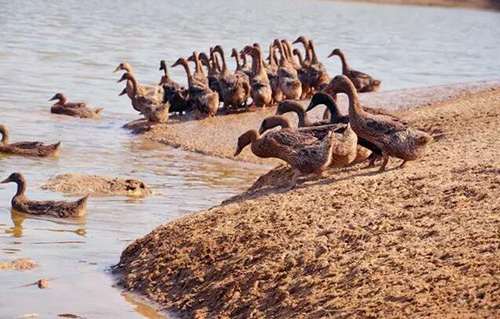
293 48 312 99
274 39 302 100
323 75 432 171
171 58 219 117
204 49 223 99
234 129 336 188
308 40 330 91
1 173 88 218
244 46 272 108
213 45 251 111
328 49 381 93
292 36 312 68
118 73 170 123
266 44 283 104
258 115 359 168
239 50 253 79
0 124 61 157
159 60 190 114
187 51 210 87
49 93 102 119
113 62 162 98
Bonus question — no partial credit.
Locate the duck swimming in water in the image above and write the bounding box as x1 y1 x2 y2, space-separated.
49 93 102 119
0 124 61 157
1 173 88 218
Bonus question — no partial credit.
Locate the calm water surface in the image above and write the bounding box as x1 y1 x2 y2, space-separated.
0 0 498 318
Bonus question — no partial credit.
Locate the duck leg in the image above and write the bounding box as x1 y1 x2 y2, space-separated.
378 152 390 172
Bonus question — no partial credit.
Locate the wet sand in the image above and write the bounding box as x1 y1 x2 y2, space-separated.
115 87 500 318
329 0 500 11
133 81 500 165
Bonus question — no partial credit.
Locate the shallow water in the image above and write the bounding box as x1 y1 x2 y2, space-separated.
0 0 498 318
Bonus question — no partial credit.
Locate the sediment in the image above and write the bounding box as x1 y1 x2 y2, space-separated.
114 87 500 318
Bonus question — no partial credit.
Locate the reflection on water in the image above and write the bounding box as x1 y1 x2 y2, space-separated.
0 0 498 318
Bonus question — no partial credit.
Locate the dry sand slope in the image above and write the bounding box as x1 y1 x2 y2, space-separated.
114 87 500 318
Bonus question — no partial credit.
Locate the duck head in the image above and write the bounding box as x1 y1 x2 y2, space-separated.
117 72 134 83
118 87 127 96
1 172 25 185
306 92 336 112
234 130 258 157
327 48 342 59
159 60 167 71
113 62 133 73
49 92 67 104
322 74 351 95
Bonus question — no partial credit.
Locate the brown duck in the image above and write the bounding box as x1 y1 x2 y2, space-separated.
234 129 336 188
213 45 250 111
328 49 381 93
258 115 359 168
244 46 272 108
323 75 432 171
276 100 330 127
1 173 88 218
113 62 162 98
49 93 102 119
274 39 302 100
159 60 189 114
118 73 170 123
0 125 61 157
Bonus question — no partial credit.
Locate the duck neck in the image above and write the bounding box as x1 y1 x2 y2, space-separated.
309 41 319 64
128 75 139 96
217 48 229 74
233 51 241 71
322 94 343 121
0 126 9 144
14 178 27 198
179 60 193 87
294 50 304 66
241 53 249 69
337 50 350 74
341 81 364 116
286 103 309 127
193 54 205 76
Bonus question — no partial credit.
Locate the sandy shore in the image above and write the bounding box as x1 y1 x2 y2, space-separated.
114 86 500 318
137 80 499 165
328 0 500 11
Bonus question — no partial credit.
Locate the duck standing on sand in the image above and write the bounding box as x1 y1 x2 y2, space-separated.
0 124 61 157
322 75 432 171
1 173 88 217
234 129 336 188
328 49 381 93
49 93 102 119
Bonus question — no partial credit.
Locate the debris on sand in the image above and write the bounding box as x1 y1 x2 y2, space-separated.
41 174 153 197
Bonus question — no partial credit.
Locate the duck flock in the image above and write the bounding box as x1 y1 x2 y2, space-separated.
0 36 433 218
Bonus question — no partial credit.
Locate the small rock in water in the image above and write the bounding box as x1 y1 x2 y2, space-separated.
37 279 49 289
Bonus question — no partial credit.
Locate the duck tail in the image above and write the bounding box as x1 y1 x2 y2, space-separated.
77 194 90 207
53 141 62 150
96 108 104 114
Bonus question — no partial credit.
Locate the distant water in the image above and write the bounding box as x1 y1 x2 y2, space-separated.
0 0 498 318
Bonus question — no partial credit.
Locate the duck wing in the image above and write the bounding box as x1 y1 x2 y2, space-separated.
8 141 44 149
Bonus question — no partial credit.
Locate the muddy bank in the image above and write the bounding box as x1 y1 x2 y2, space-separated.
132 81 500 165
41 174 153 197
114 88 500 318
330 0 500 11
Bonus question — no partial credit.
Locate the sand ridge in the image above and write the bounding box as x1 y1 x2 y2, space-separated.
114 88 500 318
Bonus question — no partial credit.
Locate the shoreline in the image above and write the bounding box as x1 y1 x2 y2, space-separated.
114 85 500 318
326 0 500 11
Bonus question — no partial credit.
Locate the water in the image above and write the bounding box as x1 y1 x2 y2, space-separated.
0 0 498 318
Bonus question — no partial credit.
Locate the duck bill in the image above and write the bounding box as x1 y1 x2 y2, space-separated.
49 95 58 101
321 83 333 95
113 65 122 73
234 146 243 157
118 90 127 96
327 51 335 58
1 177 11 184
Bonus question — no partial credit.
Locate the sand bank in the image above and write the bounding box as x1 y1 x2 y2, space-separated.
41 174 153 197
114 88 500 318
328 0 500 11
133 81 499 165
